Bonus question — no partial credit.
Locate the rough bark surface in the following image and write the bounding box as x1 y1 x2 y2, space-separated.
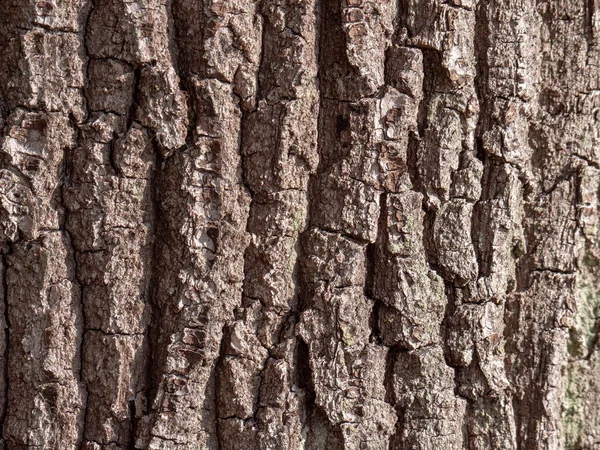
0 0 599 449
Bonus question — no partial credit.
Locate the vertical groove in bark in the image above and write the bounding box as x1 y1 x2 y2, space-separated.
69 227 88 449
0 254 9 448
69 2 91 447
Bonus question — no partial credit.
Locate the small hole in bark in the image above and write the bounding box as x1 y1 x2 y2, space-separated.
41 386 58 411
296 338 312 393
336 114 349 134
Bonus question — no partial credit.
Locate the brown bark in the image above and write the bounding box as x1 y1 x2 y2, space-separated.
0 0 599 449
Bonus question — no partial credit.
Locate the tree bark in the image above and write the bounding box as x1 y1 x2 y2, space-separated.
0 0 599 449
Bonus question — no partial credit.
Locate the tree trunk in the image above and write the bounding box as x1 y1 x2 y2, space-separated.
0 0 599 449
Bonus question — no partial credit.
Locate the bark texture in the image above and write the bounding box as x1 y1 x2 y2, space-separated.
0 0 599 449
